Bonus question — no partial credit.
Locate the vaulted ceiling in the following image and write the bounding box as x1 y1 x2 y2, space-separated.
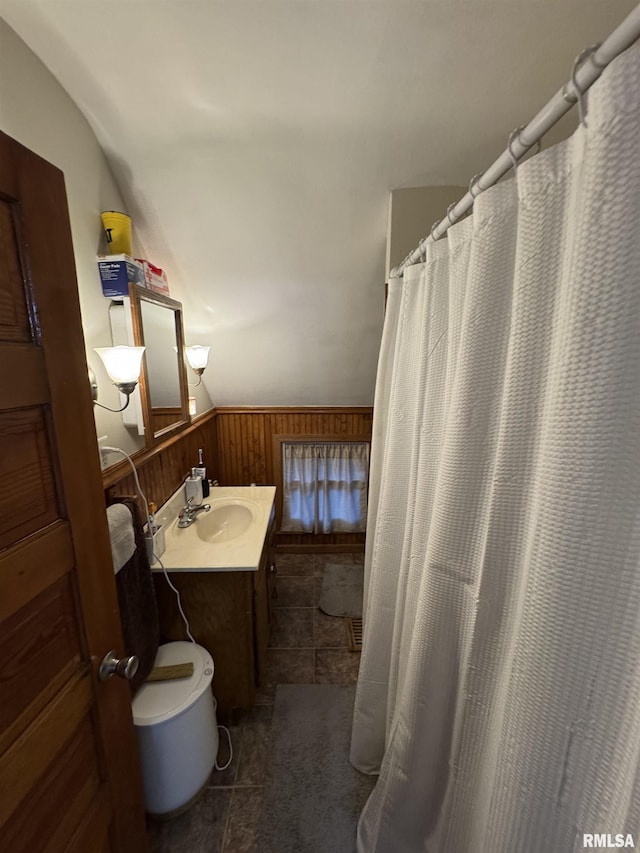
0 1 634 404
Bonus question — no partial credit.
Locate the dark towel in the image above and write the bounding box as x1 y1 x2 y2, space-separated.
113 498 160 694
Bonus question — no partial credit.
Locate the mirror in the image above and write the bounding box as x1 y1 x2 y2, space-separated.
128 284 190 441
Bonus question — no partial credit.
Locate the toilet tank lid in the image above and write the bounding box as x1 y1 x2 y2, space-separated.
132 641 214 726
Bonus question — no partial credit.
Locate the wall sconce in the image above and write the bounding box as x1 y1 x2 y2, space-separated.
91 346 146 412
185 345 210 387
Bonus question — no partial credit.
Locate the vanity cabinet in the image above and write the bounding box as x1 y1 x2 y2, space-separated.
153 512 276 720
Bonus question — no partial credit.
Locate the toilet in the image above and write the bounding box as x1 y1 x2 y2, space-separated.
132 640 219 817
108 499 220 818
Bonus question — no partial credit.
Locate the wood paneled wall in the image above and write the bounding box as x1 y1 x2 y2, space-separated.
104 411 218 512
215 407 373 550
150 408 182 433
102 406 373 551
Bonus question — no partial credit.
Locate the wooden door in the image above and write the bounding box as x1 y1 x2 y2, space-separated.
0 131 149 852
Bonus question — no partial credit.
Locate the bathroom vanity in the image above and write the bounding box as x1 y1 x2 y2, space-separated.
151 486 276 719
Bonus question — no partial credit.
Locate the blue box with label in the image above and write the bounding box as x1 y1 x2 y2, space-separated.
97 254 145 299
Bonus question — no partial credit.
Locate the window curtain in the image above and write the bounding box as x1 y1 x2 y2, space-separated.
351 43 640 853
281 442 369 534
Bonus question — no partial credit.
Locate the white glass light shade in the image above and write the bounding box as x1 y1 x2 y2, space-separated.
185 345 210 371
95 346 145 384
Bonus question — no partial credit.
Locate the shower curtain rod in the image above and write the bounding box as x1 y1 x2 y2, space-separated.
391 3 640 277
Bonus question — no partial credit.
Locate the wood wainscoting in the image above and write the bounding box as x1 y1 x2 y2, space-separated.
103 406 373 551
215 407 373 551
103 410 219 510
150 407 183 433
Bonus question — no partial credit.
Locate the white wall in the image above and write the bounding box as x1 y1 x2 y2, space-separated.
3 2 614 411
386 186 467 280
0 19 212 463
2 1 623 410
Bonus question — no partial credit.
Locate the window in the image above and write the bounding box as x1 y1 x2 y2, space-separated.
280 441 369 534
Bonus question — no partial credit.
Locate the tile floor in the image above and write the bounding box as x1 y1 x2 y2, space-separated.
149 551 364 853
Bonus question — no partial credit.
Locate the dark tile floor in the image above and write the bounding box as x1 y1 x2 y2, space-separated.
149 551 364 853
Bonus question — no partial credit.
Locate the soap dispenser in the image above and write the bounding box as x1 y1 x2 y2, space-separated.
184 468 204 506
194 448 210 498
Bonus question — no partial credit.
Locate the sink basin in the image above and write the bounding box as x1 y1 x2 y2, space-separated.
195 502 255 543
152 485 276 572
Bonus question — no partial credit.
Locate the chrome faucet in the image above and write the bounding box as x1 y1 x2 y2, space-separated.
177 497 211 528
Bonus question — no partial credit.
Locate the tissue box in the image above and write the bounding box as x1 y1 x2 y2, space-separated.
97 254 145 299
136 258 170 296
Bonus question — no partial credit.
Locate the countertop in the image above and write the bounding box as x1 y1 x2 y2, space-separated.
151 485 276 573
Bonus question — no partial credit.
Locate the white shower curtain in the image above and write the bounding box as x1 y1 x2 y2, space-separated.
351 42 640 853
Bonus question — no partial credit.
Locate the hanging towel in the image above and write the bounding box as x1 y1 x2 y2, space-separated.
106 503 136 574
112 498 160 694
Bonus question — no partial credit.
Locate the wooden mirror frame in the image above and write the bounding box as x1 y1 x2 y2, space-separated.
128 283 190 445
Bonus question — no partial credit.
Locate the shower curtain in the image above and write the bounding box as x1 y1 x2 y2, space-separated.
351 42 640 853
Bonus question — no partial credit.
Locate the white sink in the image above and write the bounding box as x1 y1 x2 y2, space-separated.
152 486 276 573
195 502 255 543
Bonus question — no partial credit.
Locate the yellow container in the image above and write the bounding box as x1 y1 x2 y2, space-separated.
101 211 132 256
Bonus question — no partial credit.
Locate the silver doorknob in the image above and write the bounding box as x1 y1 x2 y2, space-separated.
98 650 139 682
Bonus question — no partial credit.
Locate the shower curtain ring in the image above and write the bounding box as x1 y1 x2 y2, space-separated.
430 221 440 241
521 133 542 158
447 203 457 227
507 126 524 174
469 172 484 199
570 43 601 127
561 80 577 106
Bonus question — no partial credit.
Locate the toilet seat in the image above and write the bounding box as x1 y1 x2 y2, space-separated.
132 641 214 726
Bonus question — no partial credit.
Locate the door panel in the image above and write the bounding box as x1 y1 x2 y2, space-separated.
0 521 74 625
4 717 101 853
0 407 59 549
0 575 80 742
0 195 31 341
0 131 148 851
